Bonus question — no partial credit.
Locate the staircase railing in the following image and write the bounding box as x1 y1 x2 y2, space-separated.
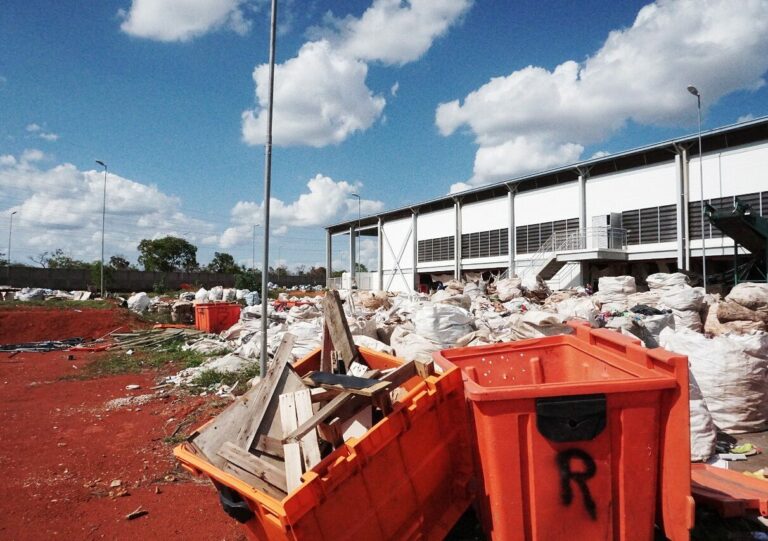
523 226 628 279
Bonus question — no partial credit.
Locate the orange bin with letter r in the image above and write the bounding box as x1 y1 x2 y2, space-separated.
433 322 694 541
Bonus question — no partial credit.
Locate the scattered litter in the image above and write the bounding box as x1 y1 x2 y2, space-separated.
126 506 148 520
105 394 154 410
110 479 122 488
125 384 141 391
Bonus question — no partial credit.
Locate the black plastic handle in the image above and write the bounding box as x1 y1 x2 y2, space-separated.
536 394 607 443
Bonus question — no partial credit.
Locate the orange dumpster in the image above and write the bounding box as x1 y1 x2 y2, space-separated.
194 303 241 333
175 347 475 540
433 322 694 541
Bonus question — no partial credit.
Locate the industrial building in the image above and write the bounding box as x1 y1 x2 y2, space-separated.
325 117 768 292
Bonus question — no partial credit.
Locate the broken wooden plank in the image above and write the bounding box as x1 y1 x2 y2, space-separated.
309 388 337 403
190 333 297 467
340 406 373 441
254 435 284 459
414 359 435 379
283 391 354 443
322 290 359 367
235 334 297 450
283 362 417 444
294 389 321 471
320 324 333 373
304 371 391 396
218 442 288 493
279 393 304 492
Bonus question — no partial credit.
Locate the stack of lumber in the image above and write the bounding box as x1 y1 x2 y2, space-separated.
110 328 203 350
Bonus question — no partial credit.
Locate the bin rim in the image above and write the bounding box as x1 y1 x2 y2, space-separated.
433 327 684 402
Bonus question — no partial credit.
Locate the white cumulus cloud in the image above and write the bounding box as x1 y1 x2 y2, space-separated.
242 41 386 147
436 0 768 187
26 123 59 142
320 0 472 66
243 0 472 147
0 151 217 263
119 0 251 42
220 174 384 248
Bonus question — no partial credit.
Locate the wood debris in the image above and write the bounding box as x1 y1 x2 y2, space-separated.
126 506 148 520
187 290 435 499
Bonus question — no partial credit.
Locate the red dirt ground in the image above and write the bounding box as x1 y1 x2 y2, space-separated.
0 305 151 343
0 308 246 540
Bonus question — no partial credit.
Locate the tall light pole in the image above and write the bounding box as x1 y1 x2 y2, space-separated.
351 193 361 277
95 160 108 297
260 0 278 378
687 85 707 289
7 211 17 286
252 224 258 272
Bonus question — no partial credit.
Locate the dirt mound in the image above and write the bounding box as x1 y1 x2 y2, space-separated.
0 305 151 343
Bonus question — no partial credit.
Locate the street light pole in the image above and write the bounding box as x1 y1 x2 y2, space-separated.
252 224 257 272
351 193 361 277
7 211 17 286
687 86 707 289
260 0 278 379
95 160 108 298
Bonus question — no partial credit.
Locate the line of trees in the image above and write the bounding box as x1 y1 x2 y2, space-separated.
14 236 327 279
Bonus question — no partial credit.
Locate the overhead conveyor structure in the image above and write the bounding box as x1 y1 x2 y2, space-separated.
705 198 768 283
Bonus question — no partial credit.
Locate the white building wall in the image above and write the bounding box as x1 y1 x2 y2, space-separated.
586 162 677 216
461 198 508 233
515 182 579 226
586 162 678 255
415 209 456 271
690 141 768 201
417 209 453 239
381 217 415 293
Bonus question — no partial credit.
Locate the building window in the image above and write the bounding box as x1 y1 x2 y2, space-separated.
622 204 677 245
515 218 578 254
417 235 455 262
461 228 509 259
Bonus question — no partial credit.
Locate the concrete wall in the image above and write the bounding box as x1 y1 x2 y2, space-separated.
2 267 325 291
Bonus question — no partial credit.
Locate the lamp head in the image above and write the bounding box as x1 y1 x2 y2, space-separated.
11 211 17 216
687 85 699 97
95 160 106 168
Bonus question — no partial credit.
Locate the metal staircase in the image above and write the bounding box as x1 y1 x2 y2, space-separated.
522 227 627 286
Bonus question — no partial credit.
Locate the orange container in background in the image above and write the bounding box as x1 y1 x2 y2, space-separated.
175 347 475 541
433 322 694 541
194 303 241 333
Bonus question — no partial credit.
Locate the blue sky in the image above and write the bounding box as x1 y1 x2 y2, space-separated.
2 0 767 273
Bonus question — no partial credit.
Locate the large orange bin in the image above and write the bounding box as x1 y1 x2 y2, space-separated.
194 302 241 333
433 322 694 541
175 347 474 541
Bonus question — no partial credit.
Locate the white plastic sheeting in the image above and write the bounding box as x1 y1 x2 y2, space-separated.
127 292 150 313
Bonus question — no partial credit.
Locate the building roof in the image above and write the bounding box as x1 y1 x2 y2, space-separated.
326 116 768 235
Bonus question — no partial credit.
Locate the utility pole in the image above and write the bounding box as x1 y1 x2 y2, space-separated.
260 0 278 378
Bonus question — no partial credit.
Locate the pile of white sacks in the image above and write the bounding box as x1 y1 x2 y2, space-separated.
165 274 768 464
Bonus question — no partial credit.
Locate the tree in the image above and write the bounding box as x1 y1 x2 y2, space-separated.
29 251 49 268
137 236 198 272
109 255 132 269
235 270 262 291
354 262 368 273
294 264 306 275
47 249 89 269
207 252 242 274
269 263 288 278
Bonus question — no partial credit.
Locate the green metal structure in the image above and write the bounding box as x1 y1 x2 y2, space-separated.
705 198 768 284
